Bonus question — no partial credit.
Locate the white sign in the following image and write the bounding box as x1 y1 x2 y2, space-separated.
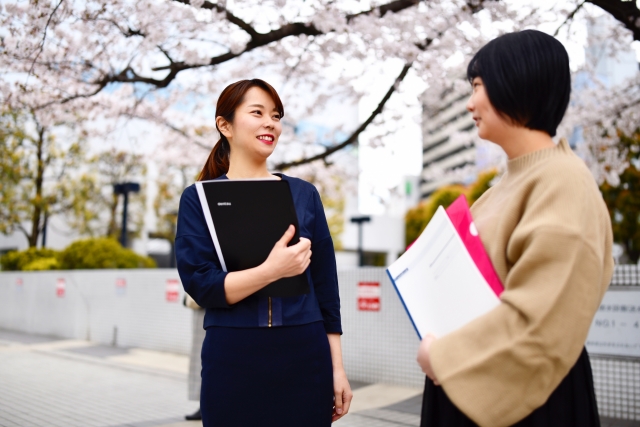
586 290 640 357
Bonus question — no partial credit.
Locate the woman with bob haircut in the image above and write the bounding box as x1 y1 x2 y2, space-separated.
175 79 352 427
416 30 613 427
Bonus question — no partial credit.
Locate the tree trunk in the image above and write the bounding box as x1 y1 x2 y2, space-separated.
28 126 45 247
106 192 119 237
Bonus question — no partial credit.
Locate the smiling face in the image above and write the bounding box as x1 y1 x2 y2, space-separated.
216 86 283 162
466 77 513 144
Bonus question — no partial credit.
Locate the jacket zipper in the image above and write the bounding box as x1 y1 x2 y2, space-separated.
268 297 272 327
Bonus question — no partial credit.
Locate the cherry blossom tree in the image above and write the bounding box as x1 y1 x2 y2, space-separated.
1 0 638 245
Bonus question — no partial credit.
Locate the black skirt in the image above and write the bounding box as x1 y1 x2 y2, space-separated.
200 321 334 427
420 348 600 427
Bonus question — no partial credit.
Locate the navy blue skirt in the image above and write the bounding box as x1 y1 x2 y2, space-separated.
200 321 334 427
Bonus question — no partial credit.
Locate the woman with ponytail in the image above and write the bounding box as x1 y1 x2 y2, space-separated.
175 79 352 427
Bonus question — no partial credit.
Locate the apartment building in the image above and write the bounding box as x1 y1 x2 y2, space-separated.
420 84 475 199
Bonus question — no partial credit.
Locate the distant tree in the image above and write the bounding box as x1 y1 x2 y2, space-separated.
0 108 88 247
600 131 640 263
151 164 196 250
96 150 147 239
53 149 147 241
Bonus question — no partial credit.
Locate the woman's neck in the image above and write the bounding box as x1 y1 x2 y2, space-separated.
494 127 555 160
226 156 273 180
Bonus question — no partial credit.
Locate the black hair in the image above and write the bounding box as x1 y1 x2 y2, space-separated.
467 30 571 137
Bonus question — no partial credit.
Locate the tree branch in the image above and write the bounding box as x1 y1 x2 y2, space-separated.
585 0 640 41
27 0 64 78
120 112 214 151
173 0 260 39
55 0 420 102
554 1 586 37
346 0 420 22
274 62 413 170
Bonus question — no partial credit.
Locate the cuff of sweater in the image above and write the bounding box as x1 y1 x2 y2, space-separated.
324 320 343 335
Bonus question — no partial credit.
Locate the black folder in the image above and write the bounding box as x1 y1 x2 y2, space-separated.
195 179 310 297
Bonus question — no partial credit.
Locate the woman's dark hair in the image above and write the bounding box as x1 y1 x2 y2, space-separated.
197 79 284 181
467 30 571 137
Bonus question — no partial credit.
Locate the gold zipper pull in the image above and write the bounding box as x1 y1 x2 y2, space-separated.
268 297 272 328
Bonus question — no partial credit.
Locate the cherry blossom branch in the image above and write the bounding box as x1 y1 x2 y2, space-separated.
585 0 640 41
50 0 421 103
172 0 260 39
554 1 586 36
346 0 420 21
274 62 413 170
27 0 65 78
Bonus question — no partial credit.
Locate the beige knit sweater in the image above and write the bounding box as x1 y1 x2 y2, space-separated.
430 139 614 427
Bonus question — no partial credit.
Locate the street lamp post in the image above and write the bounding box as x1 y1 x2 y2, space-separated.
350 215 371 267
113 182 141 248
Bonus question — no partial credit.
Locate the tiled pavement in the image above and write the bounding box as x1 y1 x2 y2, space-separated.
0 330 197 427
0 329 422 427
1 329 637 427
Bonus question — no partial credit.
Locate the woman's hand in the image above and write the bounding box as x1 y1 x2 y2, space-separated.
417 334 440 385
263 225 311 281
223 225 311 304
332 368 353 422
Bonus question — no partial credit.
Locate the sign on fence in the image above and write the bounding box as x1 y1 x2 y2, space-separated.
358 281 380 311
166 279 180 302
56 278 65 298
116 278 126 296
586 289 640 357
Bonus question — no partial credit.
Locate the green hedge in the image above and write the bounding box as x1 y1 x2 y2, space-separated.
404 169 498 247
58 238 156 269
0 248 60 271
0 238 156 271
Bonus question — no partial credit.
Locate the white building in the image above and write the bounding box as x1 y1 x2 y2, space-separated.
420 85 475 199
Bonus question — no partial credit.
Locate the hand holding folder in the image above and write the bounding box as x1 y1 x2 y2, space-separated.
195 179 310 298
387 195 503 339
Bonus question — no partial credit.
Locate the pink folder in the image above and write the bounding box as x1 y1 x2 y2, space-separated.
445 195 503 297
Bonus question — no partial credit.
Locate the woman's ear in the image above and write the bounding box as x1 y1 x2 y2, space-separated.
216 116 232 139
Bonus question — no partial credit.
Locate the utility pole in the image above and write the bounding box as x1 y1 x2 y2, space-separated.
350 216 371 267
113 182 141 248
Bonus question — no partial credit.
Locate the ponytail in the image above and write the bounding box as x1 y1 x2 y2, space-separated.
197 136 230 181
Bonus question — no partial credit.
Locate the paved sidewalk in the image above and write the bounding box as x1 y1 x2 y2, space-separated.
1 329 638 427
0 329 422 427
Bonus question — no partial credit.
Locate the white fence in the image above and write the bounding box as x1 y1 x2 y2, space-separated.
0 266 639 420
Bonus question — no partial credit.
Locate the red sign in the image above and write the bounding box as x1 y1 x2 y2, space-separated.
166 279 180 302
56 278 65 298
358 281 380 311
116 278 126 296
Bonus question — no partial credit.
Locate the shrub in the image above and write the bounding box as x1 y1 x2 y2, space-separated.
58 238 156 269
0 248 60 271
23 257 60 271
404 169 498 247
405 185 466 247
467 169 498 205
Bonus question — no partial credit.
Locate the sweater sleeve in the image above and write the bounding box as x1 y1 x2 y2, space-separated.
429 169 613 427
308 188 342 334
175 185 230 309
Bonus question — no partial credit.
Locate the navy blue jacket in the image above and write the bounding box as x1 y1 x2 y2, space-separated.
175 173 342 334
